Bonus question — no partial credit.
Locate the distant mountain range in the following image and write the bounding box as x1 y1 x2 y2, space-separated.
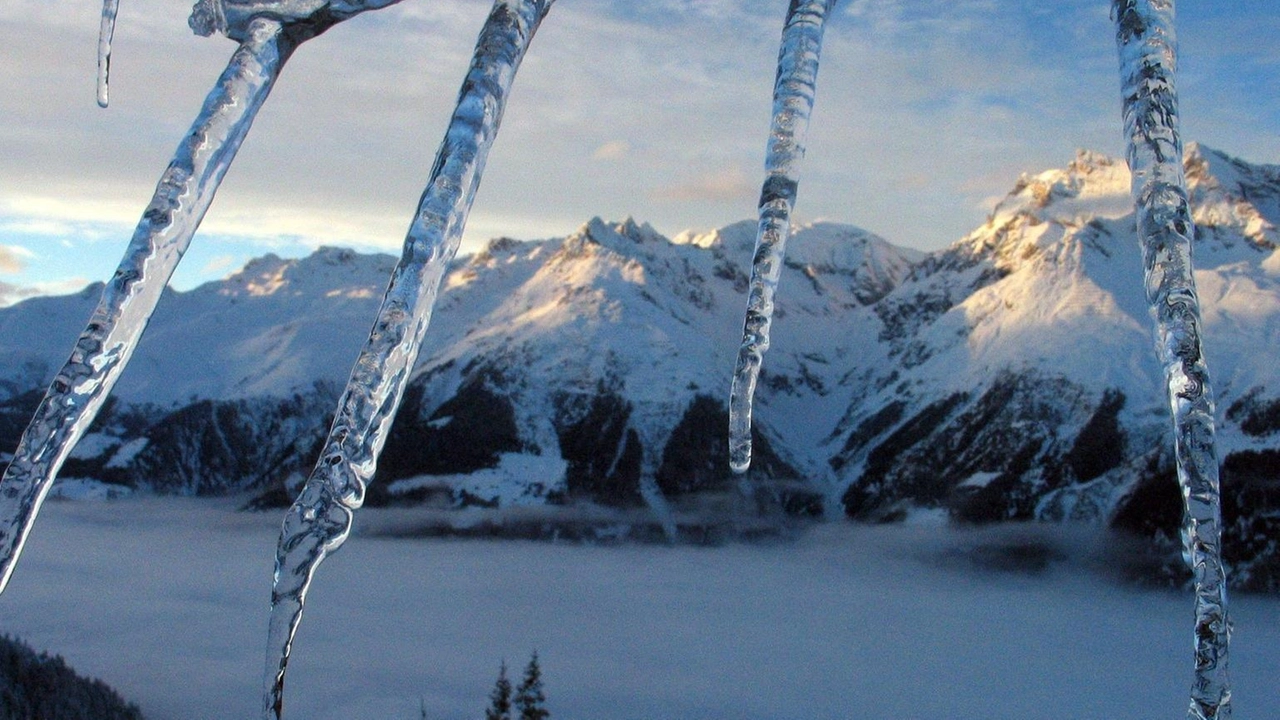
1 144 1277 590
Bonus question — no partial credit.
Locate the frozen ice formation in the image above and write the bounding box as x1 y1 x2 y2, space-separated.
261 2 556 717
1113 0 1232 717
190 0 405 40
729 0 835 474
0 15 295 595
4 0 416 602
97 0 120 107
1 3 1246 718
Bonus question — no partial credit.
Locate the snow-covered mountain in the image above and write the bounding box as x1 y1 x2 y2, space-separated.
1 144 1277 588
828 144 1280 589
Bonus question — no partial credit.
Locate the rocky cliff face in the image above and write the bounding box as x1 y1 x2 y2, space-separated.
2 145 1278 588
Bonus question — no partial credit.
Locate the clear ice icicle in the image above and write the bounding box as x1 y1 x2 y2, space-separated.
729 0 834 474
97 0 120 107
1112 1 1231 717
0 16 292 595
189 0 408 40
262 2 555 717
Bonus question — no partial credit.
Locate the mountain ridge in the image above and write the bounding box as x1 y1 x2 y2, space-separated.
2 144 1278 589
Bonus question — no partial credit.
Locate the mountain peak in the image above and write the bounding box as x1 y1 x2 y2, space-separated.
223 252 289 296
670 220 756 252
311 245 362 266
3 149 1280 586
786 221 920 271
579 216 665 247
1185 144 1280 252
218 246 395 299
989 149 1133 229
967 143 1280 270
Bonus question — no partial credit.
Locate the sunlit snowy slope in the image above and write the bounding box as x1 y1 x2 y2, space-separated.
828 145 1280 590
0 145 1276 587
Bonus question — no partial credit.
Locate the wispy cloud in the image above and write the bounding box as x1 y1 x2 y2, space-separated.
591 141 631 162
0 245 33 274
0 278 93 308
651 168 756 204
1 0 1276 298
199 254 242 279
1 197 139 235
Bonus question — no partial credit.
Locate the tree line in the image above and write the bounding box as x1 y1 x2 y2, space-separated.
420 651 549 720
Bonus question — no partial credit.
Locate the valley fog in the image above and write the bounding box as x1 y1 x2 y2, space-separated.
0 497 1276 720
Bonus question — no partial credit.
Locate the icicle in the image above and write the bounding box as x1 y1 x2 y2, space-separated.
261 2 555 717
728 0 835 474
188 0 227 38
190 0 407 41
1112 1 1231 718
0 16 292 595
97 0 120 107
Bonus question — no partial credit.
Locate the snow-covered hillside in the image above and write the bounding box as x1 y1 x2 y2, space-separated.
1 145 1277 588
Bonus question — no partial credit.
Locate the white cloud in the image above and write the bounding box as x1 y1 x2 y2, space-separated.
0 245 33 274
651 168 756 204
198 203 408 249
591 141 631 162
0 0 1275 293
5 501 1274 719
199 254 242 278
0 278 92 308
1 196 139 233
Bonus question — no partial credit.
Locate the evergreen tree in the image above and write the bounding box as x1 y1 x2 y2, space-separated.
0 634 143 719
514 651 549 720
484 660 512 720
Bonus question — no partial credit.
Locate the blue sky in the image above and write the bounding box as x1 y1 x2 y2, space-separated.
0 0 1276 303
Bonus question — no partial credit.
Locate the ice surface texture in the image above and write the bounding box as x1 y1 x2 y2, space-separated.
190 0 405 40
1113 1 1231 717
97 0 120 107
262 2 555 717
729 0 835 474
0 16 296 594
0 0 413 601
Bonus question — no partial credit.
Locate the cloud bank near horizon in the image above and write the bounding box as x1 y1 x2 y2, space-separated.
0 0 1276 296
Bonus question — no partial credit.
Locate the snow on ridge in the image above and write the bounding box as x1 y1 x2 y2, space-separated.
5 141 1270 412
2 147 1278 505
980 144 1276 256
788 222 905 266
833 143 1280 467
1186 144 1280 254
215 245 397 299
989 149 1134 230
954 144 1280 278
220 252 290 296
671 220 756 251
669 218 923 283
0 148 1278 583
0 144 1272 413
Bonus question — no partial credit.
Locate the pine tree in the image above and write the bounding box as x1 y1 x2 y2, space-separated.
514 651 549 720
485 660 513 720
